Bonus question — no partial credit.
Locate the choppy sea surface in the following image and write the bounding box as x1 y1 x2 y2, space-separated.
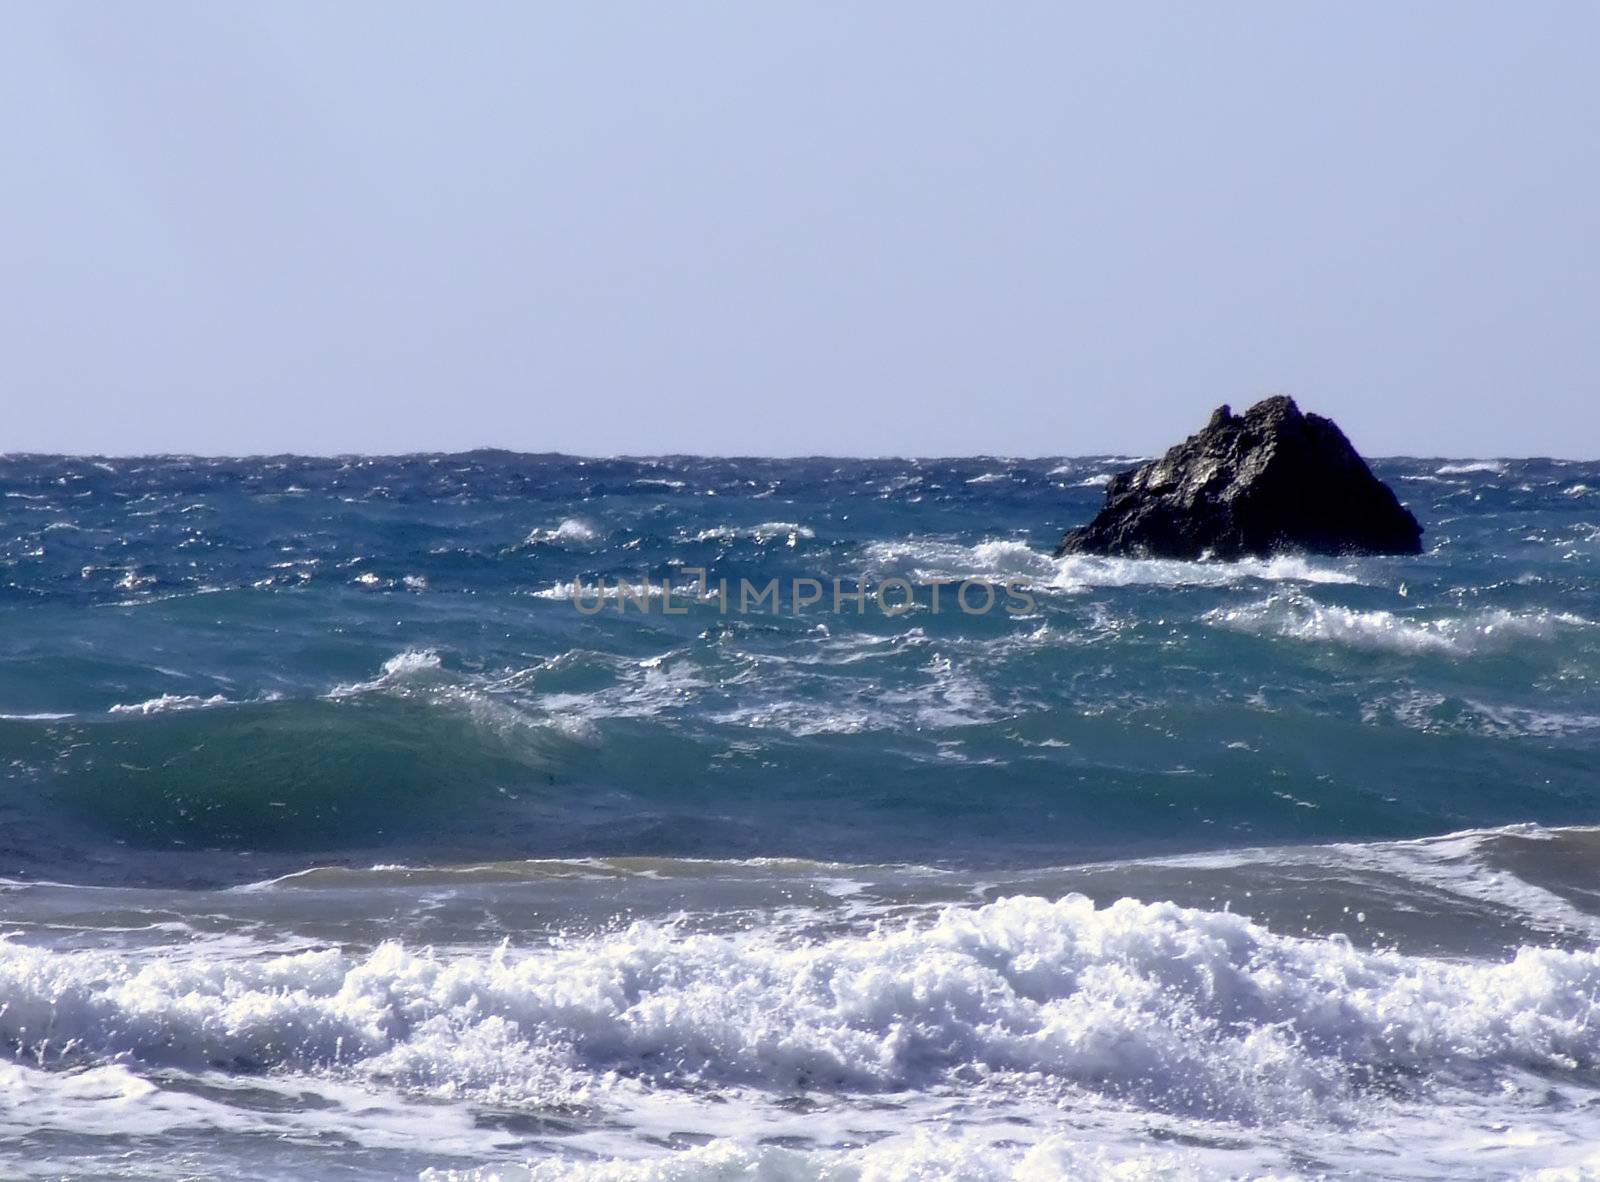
3 452 1600 1180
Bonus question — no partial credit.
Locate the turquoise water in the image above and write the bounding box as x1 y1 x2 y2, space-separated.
3 453 1600 1179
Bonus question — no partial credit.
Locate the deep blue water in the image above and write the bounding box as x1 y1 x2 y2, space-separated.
2 452 1597 883
5 452 1600 1181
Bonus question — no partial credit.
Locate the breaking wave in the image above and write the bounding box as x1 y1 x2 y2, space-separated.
6 893 1599 1130
1207 594 1590 655
1436 461 1507 475
522 518 602 547
863 538 1362 592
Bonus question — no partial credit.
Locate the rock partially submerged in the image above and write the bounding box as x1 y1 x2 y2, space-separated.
1056 396 1422 560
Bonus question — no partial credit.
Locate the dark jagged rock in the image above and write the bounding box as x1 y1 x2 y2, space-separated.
1056 396 1422 560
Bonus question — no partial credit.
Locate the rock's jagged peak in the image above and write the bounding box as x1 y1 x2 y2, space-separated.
1199 395 1299 436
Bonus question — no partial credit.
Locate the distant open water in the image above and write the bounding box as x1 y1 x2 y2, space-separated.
3 452 1600 1180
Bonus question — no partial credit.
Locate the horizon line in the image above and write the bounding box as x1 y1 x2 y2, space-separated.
0 448 1591 464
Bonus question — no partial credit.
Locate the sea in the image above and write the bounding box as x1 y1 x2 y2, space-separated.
2 451 1599 1181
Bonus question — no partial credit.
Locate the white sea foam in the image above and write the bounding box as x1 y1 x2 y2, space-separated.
539 660 710 723
523 518 602 547
423 1133 1207 1182
108 693 229 715
381 648 444 678
863 539 1361 593
6 893 1600 1135
755 521 813 538
328 649 579 741
1522 1150 1600 1182
709 699 878 736
1321 826 1600 937
708 652 1000 736
1052 551 1361 590
327 648 444 697
1208 594 1589 655
531 580 702 603
106 692 281 715
1436 461 1507 475
0 1061 225 1139
691 522 815 545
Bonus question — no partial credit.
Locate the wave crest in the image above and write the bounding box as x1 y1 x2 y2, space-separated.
6 893 1600 1129
1208 594 1589 655
863 539 1361 592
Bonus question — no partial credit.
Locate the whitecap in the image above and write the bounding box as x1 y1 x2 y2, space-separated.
530 579 701 603
1209 593 1588 656
1436 460 1507 475
382 649 443 677
754 520 814 539
863 539 1362 592
691 521 815 546
523 518 601 547
328 649 444 697
108 693 238 715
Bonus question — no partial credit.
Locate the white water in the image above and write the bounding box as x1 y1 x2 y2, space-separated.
861 539 1363 593
5 885 1600 1178
1207 593 1590 656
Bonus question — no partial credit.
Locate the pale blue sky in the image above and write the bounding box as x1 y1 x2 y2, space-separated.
2 2 1596 457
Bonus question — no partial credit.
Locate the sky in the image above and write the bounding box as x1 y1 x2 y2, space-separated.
2 2 1596 458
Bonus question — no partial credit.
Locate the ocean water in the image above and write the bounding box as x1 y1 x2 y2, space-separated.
3 452 1600 1180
